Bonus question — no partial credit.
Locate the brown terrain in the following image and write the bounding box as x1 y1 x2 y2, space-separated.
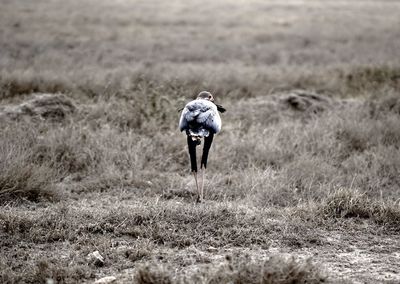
1 0 400 283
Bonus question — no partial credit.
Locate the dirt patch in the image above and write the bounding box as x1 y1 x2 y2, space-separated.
282 90 335 113
0 93 76 122
231 90 342 126
288 232 400 283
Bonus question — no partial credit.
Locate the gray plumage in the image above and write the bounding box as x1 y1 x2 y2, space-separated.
179 97 221 137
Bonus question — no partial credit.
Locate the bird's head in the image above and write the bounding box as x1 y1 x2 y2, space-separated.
197 91 214 102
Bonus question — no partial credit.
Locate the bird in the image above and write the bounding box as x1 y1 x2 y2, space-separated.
179 91 225 202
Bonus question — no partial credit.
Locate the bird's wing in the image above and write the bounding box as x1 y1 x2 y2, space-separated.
179 100 221 133
179 106 190 131
203 108 222 133
179 101 203 131
179 102 202 131
194 101 221 134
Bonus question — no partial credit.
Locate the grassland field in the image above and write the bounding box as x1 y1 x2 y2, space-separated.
1 0 400 283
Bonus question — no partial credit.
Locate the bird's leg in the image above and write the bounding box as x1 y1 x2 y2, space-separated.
193 171 200 201
200 167 205 200
200 133 214 201
187 135 201 201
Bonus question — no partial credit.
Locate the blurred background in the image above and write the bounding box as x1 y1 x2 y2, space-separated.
2 0 400 99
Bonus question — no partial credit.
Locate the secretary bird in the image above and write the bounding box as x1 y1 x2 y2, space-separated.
179 91 225 202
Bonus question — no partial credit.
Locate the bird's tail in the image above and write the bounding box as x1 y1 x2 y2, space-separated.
187 129 209 146
190 135 201 146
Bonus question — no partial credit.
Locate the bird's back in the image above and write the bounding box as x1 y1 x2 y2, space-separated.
179 99 221 137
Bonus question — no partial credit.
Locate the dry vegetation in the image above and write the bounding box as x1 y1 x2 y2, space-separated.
1 0 400 283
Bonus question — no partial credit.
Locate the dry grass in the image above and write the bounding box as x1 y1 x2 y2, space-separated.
1 0 400 283
135 254 325 284
0 124 57 202
319 188 400 230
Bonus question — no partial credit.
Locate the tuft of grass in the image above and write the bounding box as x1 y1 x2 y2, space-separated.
134 254 326 284
0 125 57 202
210 254 325 284
320 189 378 219
32 126 103 176
345 66 400 93
27 259 92 284
319 189 400 229
0 162 55 202
135 263 173 284
0 72 71 100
